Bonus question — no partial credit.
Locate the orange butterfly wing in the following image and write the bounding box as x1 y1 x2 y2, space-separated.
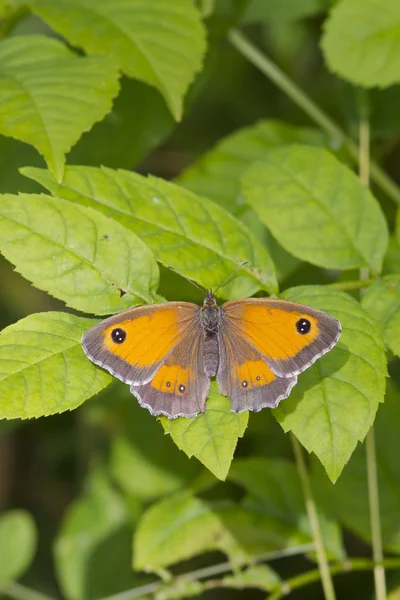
217 323 297 412
221 298 341 377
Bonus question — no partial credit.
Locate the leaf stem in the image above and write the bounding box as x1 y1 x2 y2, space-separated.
3 582 57 600
358 90 387 600
325 278 375 291
97 544 315 600
291 434 336 600
227 29 400 207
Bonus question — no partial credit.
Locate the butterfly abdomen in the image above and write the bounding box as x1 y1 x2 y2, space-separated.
203 331 219 377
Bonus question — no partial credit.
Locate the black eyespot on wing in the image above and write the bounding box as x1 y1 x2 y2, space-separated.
166 381 171 388
296 318 311 335
178 384 186 393
111 328 126 344
242 380 248 388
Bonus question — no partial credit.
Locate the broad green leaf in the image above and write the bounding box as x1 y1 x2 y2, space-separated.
322 0 400 88
133 492 223 572
134 490 319 573
0 510 37 586
110 386 201 501
362 275 400 357
229 457 345 560
275 286 387 482
0 35 119 181
0 193 159 314
161 383 249 481
222 565 281 592
54 471 133 600
242 0 326 23
22 166 278 298
0 312 111 419
15 0 206 121
242 146 388 273
311 382 400 553
178 120 334 213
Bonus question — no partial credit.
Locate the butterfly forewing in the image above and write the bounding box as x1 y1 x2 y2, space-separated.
221 298 341 378
82 302 199 385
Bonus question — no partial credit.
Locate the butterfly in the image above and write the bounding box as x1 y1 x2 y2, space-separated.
82 289 341 419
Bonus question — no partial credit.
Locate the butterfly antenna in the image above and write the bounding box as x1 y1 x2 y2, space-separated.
167 266 205 293
213 262 249 295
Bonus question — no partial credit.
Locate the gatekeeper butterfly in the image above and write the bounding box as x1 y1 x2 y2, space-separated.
82 278 341 418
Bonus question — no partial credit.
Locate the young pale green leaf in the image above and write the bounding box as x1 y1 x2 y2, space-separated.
322 0 400 88
242 146 388 273
229 457 345 560
54 471 131 600
179 120 334 212
0 35 119 181
311 382 400 554
242 0 326 23
0 511 37 586
21 166 278 298
0 312 111 419
242 145 388 272
133 492 224 572
275 286 387 482
161 383 248 481
0 193 159 314
222 565 280 592
15 0 206 121
362 275 400 357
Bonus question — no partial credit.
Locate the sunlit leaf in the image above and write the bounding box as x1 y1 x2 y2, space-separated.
275 286 387 482
22 166 278 298
362 275 400 357
161 384 248 481
0 35 119 181
14 0 206 120
242 145 388 273
322 0 400 88
0 312 111 419
0 193 159 314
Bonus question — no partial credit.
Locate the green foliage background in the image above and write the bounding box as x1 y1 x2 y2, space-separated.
0 0 400 599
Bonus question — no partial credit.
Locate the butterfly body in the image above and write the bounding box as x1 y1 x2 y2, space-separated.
82 292 341 419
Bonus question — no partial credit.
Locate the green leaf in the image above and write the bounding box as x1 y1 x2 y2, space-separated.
21 166 278 298
275 286 387 482
383 235 400 275
311 381 400 553
222 565 281 592
0 193 159 314
54 471 132 600
0 510 37 586
229 457 345 560
242 0 326 23
133 492 223 572
16 0 206 121
0 35 119 181
322 0 400 88
362 275 400 357
160 383 249 481
242 145 388 273
0 312 111 419
178 120 334 213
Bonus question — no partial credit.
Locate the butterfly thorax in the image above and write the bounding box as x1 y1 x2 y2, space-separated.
201 291 220 334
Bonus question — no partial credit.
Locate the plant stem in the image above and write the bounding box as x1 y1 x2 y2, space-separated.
358 92 387 600
291 434 336 600
3 582 56 600
326 278 375 291
97 544 315 600
227 29 400 207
